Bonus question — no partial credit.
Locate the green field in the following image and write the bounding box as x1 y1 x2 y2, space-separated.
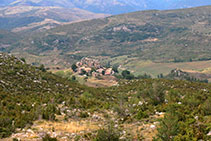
109 55 211 77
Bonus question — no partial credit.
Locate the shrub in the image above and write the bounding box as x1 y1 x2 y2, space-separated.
135 110 149 120
71 76 76 81
42 104 57 121
139 82 165 105
112 65 119 73
71 63 78 72
137 73 152 79
155 106 179 141
79 111 89 118
201 97 211 116
121 70 134 80
20 58 26 63
94 123 121 141
42 134 57 141
39 64 46 72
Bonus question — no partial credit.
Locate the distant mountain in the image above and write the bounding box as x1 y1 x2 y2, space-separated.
7 6 211 69
1 0 211 14
0 6 107 32
5 0 75 8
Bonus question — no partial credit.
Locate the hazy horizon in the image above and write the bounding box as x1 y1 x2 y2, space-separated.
0 0 211 14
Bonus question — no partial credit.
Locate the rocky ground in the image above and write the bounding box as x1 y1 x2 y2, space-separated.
3 107 164 141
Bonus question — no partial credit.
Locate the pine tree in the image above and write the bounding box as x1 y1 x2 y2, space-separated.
156 106 179 141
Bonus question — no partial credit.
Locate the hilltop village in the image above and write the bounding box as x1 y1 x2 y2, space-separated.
73 57 115 77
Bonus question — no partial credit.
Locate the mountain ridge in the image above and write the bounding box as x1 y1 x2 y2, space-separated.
1 0 211 14
0 6 108 32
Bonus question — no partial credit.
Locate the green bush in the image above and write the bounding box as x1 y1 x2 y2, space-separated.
139 82 165 105
94 123 121 141
13 138 19 141
121 70 134 80
42 104 57 121
135 110 149 120
201 97 211 116
71 63 78 72
155 106 179 141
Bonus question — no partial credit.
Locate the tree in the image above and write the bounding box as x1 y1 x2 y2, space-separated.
122 70 130 77
94 122 120 141
157 73 164 78
137 73 151 79
121 70 134 80
39 64 46 72
79 69 86 75
155 105 179 141
71 63 78 72
71 76 76 81
112 65 119 73
139 82 165 105
102 70 105 75
20 58 26 63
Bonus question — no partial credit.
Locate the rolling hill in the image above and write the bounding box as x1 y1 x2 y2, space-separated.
7 6 211 74
0 30 21 53
0 30 19 44
0 6 107 33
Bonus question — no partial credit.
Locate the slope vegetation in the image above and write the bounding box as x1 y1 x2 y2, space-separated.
0 54 211 140
0 53 87 138
9 6 211 69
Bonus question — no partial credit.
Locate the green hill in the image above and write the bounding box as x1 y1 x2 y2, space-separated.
0 30 21 53
8 6 211 67
0 30 20 44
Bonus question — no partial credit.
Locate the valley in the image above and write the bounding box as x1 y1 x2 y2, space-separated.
4 6 211 80
0 2 211 140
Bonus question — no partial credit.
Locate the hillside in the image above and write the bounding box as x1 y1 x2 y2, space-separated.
0 53 211 140
0 6 107 33
164 68 210 83
0 30 20 44
7 6 211 73
0 53 87 138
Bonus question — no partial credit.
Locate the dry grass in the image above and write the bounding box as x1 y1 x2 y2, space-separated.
2 119 101 141
202 67 211 73
33 120 100 133
123 114 164 141
85 76 118 87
